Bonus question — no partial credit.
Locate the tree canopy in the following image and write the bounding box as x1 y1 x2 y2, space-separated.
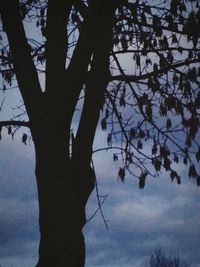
1 0 200 187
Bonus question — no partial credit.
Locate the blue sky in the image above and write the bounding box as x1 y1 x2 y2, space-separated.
0 128 199 267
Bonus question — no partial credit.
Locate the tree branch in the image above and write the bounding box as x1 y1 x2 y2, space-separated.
111 52 190 158
0 120 30 128
124 2 198 37
110 58 200 82
90 159 109 229
1 0 42 122
57 1 113 125
45 0 73 96
72 2 116 164
112 48 200 55
74 0 88 18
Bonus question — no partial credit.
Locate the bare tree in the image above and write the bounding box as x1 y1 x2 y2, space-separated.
0 0 200 266
150 248 190 267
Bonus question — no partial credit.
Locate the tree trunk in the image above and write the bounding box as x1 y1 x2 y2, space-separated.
33 130 94 267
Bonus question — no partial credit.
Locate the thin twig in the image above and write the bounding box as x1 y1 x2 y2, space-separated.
91 159 109 230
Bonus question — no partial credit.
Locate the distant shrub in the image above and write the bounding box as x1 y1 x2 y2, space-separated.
150 248 190 267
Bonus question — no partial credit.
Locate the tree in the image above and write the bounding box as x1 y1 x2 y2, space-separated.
150 248 190 267
0 0 200 266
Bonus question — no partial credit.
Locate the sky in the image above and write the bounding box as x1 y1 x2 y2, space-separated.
0 128 200 267
0 2 200 266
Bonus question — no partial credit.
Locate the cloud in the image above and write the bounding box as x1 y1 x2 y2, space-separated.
0 198 39 244
0 132 37 201
0 135 39 267
84 150 200 267
0 255 38 267
0 131 200 267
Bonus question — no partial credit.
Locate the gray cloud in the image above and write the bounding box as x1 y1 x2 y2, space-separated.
84 150 200 267
0 132 200 267
0 135 39 267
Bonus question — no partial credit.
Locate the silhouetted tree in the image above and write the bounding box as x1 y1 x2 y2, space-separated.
150 248 190 267
0 0 200 266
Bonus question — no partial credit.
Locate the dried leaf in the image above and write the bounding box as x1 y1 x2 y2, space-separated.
130 128 136 139
189 165 197 178
22 133 27 145
137 139 143 150
170 170 177 181
174 154 179 163
139 173 147 189
163 157 171 171
154 159 161 171
107 133 112 146
197 176 200 186
101 118 107 131
118 167 125 182
8 126 11 135
152 144 157 155
113 154 118 162
166 118 172 130
195 147 200 162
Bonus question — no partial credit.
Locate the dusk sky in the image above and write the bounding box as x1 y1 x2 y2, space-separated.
0 1 200 266
0 127 199 267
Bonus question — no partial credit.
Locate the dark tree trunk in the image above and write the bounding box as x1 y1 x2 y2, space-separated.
1 2 117 266
33 129 95 267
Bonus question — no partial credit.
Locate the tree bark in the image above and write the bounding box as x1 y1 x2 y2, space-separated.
33 130 95 267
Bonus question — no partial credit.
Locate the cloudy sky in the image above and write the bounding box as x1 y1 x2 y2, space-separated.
0 128 199 267
0 2 200 265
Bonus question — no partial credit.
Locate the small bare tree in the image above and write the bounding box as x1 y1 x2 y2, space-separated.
150 248 190 267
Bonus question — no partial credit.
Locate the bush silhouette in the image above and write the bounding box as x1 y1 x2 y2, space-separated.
150 248 190 267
